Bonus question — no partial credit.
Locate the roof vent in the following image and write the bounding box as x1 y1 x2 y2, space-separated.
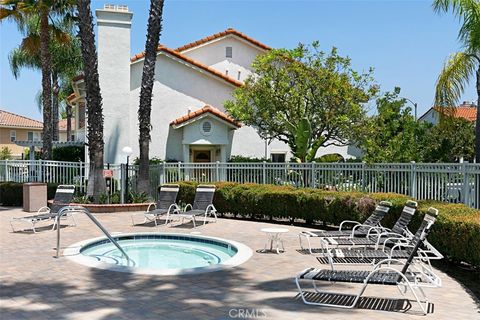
201 120 213 136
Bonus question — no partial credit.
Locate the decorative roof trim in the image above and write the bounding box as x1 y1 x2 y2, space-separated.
175 28 270 52
130 46 243 87
170 105 241 129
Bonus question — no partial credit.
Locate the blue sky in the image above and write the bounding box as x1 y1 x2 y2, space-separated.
0 0 476 121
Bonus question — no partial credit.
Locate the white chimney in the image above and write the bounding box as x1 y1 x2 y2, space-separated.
95 5 133 163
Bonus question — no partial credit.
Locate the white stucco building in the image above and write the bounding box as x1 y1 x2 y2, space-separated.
69 4 361 163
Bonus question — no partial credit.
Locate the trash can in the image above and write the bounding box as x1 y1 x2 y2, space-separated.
23 183 47 212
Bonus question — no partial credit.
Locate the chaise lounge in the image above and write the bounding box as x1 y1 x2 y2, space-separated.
176 184 217 228
131 184 180 226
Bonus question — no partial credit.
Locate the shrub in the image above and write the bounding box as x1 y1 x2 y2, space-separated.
0 147 12 160
52 146 85 162
0 182 60 206
172 182 480 267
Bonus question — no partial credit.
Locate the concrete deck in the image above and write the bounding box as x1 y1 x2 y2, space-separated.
1 207 478 319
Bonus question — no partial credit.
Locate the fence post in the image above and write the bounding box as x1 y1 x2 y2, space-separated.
38 159 43 182
79 161 83 194
462 161 469 206
311 161 316 188
361 162 366 192
215 161 220 182
120 163 125 204
161 161 165 184
177 161 182 181
5 159 8 181
410 161 417 199
262 161 266 184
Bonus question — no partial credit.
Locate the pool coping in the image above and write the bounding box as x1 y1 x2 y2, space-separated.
63 232 253 276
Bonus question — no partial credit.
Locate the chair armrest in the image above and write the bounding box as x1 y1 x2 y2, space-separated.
339 220 360 231
146 203 156 213
206 204 217 213
183 204 192 212
37 206 50 215
167 203 180 214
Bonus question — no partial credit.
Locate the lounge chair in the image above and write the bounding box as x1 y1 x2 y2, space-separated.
319 200 418 250
131 184 180 226
317 208 443 269
10 185 76 233
299 201 392 254
176 185 217 228
295 208 440 315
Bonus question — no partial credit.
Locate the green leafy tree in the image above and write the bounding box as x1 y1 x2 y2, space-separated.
423 118 475 162
0 0 75 159
225 43 376 162
9 15 82 142
360 88 430 163
0 147 12 160
433 0 480 162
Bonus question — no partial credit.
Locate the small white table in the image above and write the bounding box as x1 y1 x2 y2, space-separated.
260 228 289 254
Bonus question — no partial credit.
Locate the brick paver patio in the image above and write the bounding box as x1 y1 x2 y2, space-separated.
1 207 478 319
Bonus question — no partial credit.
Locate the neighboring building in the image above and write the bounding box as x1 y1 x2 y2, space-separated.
419 102 477 124
69 4 362 164
0 109 70 159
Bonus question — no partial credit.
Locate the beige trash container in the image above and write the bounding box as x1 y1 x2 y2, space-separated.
23 183 47 212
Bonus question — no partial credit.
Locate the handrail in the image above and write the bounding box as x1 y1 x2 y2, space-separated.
55 206 133 266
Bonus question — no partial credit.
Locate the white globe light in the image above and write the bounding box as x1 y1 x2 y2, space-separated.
122 146 133 156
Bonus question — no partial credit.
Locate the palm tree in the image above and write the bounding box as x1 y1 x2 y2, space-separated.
1 0 74 159
137 0 165 195
76 0 106 201
9 14 82 142
433 0 480 162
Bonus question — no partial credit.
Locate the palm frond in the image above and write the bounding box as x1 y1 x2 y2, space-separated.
434 52 477 108
433 0 480 50
8 46 40 78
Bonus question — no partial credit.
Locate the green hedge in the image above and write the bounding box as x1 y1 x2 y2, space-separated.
174 181 480 267
0 182 60 206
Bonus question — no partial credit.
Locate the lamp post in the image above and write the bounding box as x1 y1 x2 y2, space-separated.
404 97 418 121
122 146 133 203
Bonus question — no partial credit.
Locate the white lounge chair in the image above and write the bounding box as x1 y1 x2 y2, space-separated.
10 185 76 233
176 185 217 228
131 184 180 226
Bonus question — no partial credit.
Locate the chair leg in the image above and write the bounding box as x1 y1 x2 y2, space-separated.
192 216 197 228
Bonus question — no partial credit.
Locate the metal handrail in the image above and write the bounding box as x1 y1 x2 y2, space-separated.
55 206 133 266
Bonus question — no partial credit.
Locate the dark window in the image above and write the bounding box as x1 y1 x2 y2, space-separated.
226 46 233 58
271 153 286 163
27 132 33 141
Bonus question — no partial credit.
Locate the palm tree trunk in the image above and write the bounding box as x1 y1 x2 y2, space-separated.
52 72 60 141
40 8 53 159
77 0 106 202
66 105 72 142
137 0 165 195
476 66 480 163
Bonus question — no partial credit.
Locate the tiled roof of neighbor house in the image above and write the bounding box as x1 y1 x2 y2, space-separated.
433 103 477 122
170 105 241 128
174 28 271 52
131 46 243 87
0 109 43 129
58 119 72 131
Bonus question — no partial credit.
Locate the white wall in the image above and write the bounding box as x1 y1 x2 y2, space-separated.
96 8 133 163
129 54 236 161
181 36 264 82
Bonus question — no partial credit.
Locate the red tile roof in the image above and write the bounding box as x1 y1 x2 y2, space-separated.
170 105 241 128
0 109 43 129
131 46 243 87
58 119 72 131
174 28 271 52
433 103 477 122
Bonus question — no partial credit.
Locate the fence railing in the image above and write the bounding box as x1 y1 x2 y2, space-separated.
1 160 479 209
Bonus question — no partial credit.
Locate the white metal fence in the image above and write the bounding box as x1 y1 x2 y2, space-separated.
1 160 479 209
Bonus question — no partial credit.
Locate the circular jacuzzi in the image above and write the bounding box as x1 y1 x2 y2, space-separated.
64 233 252 275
